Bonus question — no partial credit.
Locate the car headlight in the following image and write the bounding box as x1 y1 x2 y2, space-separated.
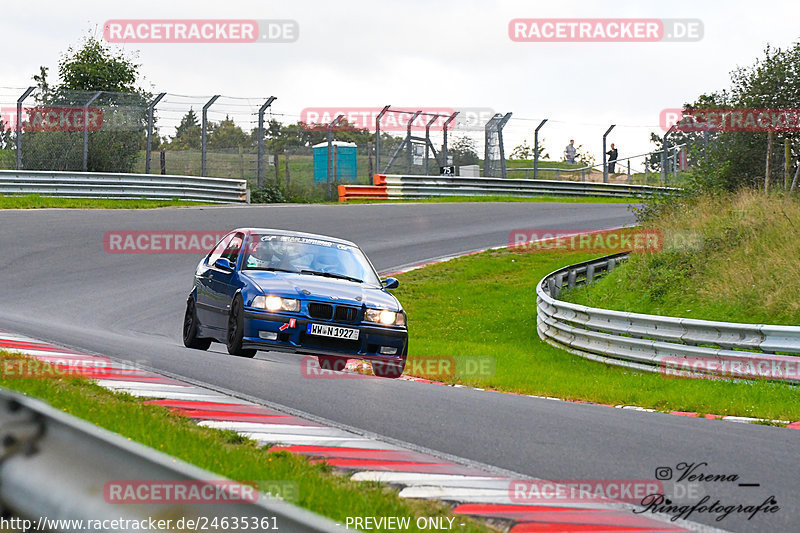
252 295 300 312
365 308 405 326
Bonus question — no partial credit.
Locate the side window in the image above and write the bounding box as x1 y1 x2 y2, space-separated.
207 234 232 266
221 232 245 266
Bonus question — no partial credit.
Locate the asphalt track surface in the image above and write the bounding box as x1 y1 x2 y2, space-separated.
1 202 796 532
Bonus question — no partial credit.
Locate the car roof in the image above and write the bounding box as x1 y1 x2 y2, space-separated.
232 228 358 247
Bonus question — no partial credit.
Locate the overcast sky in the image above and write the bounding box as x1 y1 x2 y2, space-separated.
3 0 799 170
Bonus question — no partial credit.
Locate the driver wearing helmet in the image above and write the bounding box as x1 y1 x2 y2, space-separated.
246 238 285 269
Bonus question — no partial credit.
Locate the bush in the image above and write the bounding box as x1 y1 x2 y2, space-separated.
250 183 287 203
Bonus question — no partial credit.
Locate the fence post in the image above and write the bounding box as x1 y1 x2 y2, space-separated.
405 111 421 173
15 87 35 170
424 114 438 175
201 95 220 177
160 149 166 174
534 119 547 179
327 115 345 201
83 91 102 172
257 96 277 188
284 147 290 191
145 92 166 174
627 160 631 184
602 124 615 183
375 105 390 175
442 112 457 168
367 142 373 181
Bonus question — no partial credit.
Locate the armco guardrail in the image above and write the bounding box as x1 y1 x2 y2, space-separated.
338 174 676 201
536 254 800 383
0 387 344 532
0 170 248 203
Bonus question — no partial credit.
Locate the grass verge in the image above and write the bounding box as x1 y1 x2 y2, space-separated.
0 352 493 532
0 194 211 209
563 190 800 325
392 247 800 421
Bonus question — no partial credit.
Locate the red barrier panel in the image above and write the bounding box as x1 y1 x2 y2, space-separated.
337 184 388 201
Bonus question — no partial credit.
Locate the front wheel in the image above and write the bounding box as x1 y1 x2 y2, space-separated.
183 298 212 350
227 295 257 358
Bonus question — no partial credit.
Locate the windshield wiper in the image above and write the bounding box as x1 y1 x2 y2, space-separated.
245 267 298 273
299 270 363 283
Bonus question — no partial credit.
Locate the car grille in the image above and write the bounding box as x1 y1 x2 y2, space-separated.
334 306 359 323
308 303 359 323
308 302 333 319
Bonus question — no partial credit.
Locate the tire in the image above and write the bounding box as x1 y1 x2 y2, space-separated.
183 298 212 350
372 344 407 379
317 355 348 372
227 295 257 358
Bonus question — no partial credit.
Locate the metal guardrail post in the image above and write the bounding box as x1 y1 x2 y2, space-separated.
534 119 547 179
145 92 166 174
15 87 35 170
201 95 220 177
257 96 277 189
602 124 615 183
82 91 102 172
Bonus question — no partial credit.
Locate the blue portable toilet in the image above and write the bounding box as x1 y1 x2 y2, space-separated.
313 141 358 184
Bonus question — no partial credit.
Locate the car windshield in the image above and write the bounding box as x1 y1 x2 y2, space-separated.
243 233 381 286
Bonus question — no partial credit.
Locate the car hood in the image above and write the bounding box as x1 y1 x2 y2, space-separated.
242 271 402 310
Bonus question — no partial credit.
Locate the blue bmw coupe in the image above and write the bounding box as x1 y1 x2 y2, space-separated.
183 228 408 377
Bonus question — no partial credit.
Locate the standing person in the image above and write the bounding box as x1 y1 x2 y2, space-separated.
606 143 618 174
564 139 577 164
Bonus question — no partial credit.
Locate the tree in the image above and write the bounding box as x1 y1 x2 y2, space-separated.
169 109 201 150
509 139 549 160
21 35 149 173
449 136 480 166
208 116 250 150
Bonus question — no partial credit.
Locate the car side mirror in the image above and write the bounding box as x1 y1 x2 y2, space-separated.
382 277 399 289
214 258 234 271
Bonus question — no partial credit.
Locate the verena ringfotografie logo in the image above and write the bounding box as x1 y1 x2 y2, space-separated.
0 106 103 132
299 107 494 132
104 231 227 254
104 19 298 43
510 228 663 254
661 108 800 133
509 479 664 504
509 18 702 42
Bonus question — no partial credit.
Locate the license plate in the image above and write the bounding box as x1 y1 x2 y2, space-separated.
307 323 360 340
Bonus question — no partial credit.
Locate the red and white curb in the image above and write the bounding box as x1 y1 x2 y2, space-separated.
0 331 725 533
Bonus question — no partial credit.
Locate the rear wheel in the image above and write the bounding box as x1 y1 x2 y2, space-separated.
183 298 212 350
227 295 257 358
372 344 407 379
317 355 348 372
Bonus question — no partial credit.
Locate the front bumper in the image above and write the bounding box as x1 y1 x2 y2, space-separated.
242 310 407 362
